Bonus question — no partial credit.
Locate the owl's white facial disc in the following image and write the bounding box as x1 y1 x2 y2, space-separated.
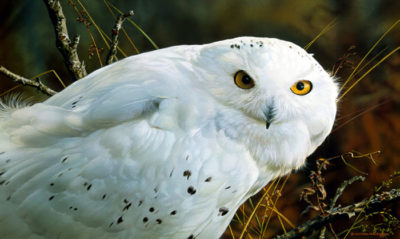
194 37 338 174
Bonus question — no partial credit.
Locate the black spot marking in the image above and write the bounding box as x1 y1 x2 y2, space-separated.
149 207 155 212
170 210 177 215
49 195 55 201
169 168 174 177
83 182 88 186
138 200 143 206
5 181 9 185
187 235 194 239
156 219 162 224
86 184 92 191
154 187 158 193
0 180 5 185
230 44 234 48
185 155 189 161
123 203 132 211
57 173 63 177
123 198 129 204
117 216 123 224
6 195 11 201
143 217 148 223
0 171 5 176
183 170 191 179
289 45 292 48
225 186 231 190
74 208 78 211
69 206 73 210
72 101 78 105
205 177 212 182
61 157 68 163
219 207 229 216
50 183 54 186
102 194 107 200
109 222 114 227
187 186 196 195
250 44 253 47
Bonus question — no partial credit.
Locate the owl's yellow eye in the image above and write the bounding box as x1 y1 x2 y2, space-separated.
234 71 255 89
290 80 312 95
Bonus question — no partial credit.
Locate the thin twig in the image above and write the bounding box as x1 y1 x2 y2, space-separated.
43 0 87 81
330 176 366 209
106 10 134 65
319 176 366 238
275 188 400 239
0 66 57 96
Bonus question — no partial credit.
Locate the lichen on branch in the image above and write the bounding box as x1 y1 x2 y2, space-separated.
43 0 87 81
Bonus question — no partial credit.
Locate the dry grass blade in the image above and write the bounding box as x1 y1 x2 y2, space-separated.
267 206 295 229
261 176 290 237
331 99 391 133
339 19 400 93
337 46 400 102
70 0 103 67
75 0 111 51
237 179 279 239
229 225 236 239
304 19 336 50
31 69 66 88
0 85 22 97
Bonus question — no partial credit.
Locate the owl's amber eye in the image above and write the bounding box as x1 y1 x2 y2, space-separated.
290 80 312 95
234 71 255 89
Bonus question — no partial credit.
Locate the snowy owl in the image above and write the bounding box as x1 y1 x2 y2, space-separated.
0 37 337 239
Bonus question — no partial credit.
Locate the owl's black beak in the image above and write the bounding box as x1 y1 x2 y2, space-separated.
264 104 275 130
266 120 272 129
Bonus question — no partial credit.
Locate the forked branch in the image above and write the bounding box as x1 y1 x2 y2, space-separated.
43 0 87 81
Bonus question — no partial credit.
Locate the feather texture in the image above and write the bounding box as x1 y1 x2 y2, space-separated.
0 37 337 239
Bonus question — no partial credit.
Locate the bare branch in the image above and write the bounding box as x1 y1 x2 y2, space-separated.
275 188 400 239
0 66 57 96
329 176 366 209
106 10 134 65
43 0 87 81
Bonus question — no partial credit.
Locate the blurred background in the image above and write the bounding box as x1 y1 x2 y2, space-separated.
1 0 399 238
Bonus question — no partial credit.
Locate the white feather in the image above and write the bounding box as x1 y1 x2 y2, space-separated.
0 37 337 239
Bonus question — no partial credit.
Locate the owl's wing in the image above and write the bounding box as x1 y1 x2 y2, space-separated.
1 47 196 147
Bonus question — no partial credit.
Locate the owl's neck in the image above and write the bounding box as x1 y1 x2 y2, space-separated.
214 108 311 187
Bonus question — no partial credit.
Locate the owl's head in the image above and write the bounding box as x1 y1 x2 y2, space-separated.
193 37 338 175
